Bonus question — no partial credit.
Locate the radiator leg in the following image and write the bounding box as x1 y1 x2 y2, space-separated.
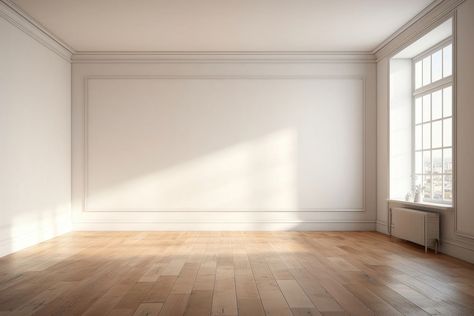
435 239 439 255
425 243 427 253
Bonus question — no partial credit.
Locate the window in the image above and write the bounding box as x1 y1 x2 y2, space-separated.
413 41 453 204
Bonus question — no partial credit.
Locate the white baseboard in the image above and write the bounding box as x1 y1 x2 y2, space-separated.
376 220 389 234
73 221 376 231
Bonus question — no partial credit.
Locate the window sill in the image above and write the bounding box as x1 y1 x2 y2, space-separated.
388 199 453 212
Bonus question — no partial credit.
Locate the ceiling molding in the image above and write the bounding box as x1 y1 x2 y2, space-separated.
373 0 465 61
371 0 445 54
71 51 376 64
3 0 453 64
0 0 74 60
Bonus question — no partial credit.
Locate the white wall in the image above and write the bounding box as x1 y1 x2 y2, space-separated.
376 0 474 263
72 57 377 230
0 9 71 256
389 59 412 201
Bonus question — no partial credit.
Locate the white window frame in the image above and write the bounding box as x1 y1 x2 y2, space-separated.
412 37 453 206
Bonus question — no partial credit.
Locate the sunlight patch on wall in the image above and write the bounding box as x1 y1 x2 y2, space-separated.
84 77 364 213
0 204 71 257
87 129 298 211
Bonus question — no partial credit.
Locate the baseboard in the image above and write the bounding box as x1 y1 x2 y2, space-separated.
376 220 389 234
73 221 376 231
440 240 474 264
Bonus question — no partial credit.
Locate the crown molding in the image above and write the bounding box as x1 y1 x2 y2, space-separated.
71 51 376 64
371 0 445 55
373 0 465 61
4 0 458 64
0 0 74 61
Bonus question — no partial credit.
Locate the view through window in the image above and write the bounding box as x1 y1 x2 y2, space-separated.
413 40 453 204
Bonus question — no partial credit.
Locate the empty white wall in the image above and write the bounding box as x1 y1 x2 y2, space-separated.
376 0 474 263
72 58 377 230
0 12 71 256
389 59 412 201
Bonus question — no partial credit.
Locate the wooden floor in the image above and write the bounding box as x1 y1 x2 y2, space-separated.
1 232 474 316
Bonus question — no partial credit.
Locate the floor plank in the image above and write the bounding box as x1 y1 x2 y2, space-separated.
0 232 473 316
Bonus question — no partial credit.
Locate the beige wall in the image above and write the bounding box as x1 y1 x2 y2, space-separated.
0 14 71 256
455 0 474 241
376 0 474 263
72 59 377 230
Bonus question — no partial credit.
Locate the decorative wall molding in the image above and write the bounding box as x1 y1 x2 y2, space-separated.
0 0 73 60
84 209 366 213
374 0 465 61
81 74 368 214
71 51 376 64
73 220 377 232
76 220 377 224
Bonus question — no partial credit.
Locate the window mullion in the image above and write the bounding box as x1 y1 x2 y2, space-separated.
413 77 453 97
412 40 453 204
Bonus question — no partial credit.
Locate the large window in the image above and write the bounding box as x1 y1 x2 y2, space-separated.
413 40 453 204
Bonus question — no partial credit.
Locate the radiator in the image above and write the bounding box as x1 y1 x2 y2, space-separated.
389 207 440 253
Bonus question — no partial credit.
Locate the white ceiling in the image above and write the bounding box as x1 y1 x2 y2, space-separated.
11 0 435 52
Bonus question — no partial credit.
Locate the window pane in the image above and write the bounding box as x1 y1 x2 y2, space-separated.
432 90 442 120
432 149 442 174
423 56 431 86
415 174 422 188
415 125 422 150
415 61 422 89
432 50 442 82
443 86 452 117
433 175 443 201
443 148 452 174
423 150 431 173
444 175 452 201
443 118 452 147
423 175 432 200
423 94 431 122
423 123 431 149
415 151 422 174
432 120 442 148
443 44 452 77
415 97 423 124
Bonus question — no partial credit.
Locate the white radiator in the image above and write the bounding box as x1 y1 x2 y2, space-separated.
389 207 440 253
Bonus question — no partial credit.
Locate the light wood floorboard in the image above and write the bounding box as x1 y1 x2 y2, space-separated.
0 232 473 315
